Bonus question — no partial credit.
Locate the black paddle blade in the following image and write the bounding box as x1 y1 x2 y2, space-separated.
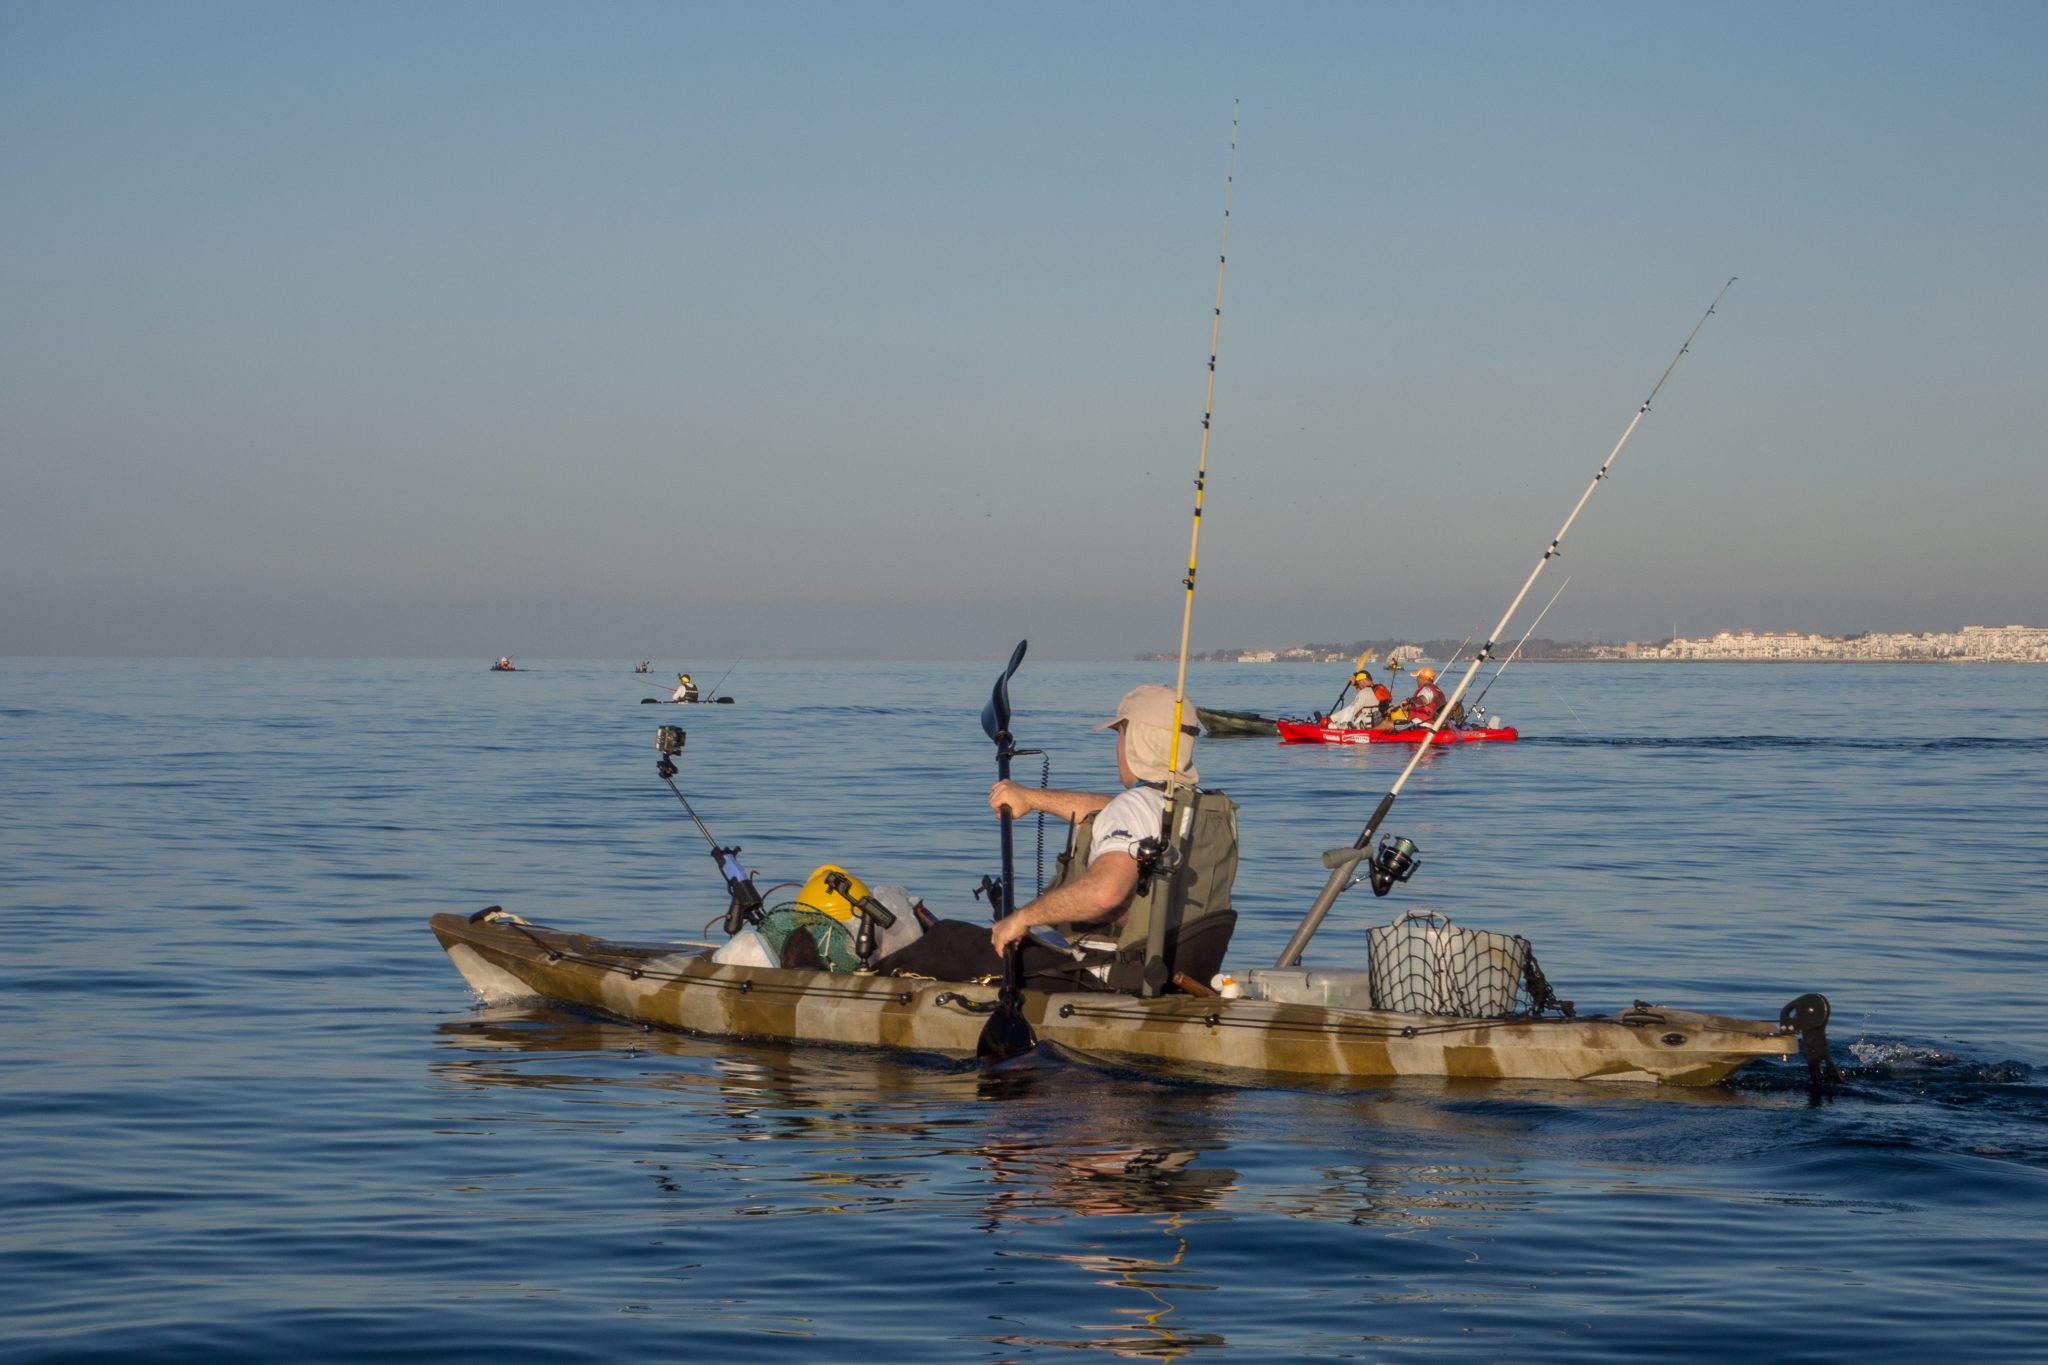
977 1002 1034 1062
981 639 1028 744
976 942 1037 1062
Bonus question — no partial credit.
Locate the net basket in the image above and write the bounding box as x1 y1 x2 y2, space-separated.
1367 909 1534 1017
758 906 859 973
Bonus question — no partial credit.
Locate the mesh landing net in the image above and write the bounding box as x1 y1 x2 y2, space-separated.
1367 910 1545 1018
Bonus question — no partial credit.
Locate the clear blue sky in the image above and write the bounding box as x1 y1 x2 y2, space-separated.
4 1 2043 659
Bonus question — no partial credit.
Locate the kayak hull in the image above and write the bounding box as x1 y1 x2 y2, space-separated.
431 911 1799 1087
1277 719 1519 745
1196 706 1281 737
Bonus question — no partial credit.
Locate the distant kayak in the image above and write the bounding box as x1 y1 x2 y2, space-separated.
640 696 735 705
1277 718 1518 745
1196 706 1280 737
490 665 518 672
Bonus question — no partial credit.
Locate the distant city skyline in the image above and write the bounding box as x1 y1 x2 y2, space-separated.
1153 623 2048 666
4 4 2043 660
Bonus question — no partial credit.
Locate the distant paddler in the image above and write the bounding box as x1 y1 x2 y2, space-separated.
671 672 700 703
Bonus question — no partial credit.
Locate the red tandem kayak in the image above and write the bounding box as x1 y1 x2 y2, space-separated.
1277 719 1520 745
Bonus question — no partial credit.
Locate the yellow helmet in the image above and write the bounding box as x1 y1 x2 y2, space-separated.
678 673 691 682
797 864 868 923
1417 667 1436 682
1352 669 1372 683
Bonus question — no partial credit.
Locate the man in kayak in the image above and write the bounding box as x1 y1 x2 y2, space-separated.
671 673 699 703
874 683 1237 993
1403 667 1447 725
1326 668 1393 730
984 683 1201 958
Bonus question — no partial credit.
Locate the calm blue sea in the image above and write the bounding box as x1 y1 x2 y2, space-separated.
4 657 2045 1362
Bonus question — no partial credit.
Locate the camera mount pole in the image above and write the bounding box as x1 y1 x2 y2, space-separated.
1274 279 1736 969
654 729 765 933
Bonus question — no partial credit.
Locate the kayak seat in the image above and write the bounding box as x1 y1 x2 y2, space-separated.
1102 909 1237 994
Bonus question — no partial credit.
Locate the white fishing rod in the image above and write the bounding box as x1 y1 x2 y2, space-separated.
1469 576 1570 720
1144 101 1237 997
1275 278 1736 968
1441 621 1483 672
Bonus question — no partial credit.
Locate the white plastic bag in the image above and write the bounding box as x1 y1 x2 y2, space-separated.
711 927 777 968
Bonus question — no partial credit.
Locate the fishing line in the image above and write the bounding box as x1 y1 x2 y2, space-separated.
1470 576 1570 719
1276 278 1737 968
1547 679 1587 733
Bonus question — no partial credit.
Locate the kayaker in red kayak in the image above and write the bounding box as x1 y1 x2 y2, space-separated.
1326 668 1393 730
1404 667 1447 724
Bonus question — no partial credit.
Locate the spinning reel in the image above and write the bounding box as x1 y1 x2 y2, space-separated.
1365 834 1420 897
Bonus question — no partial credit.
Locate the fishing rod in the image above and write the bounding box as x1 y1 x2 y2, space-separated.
1441 622 1482 672
1275 278 1736 968
1144 101 1238 997
1469 576 1570 720
703 657 742 699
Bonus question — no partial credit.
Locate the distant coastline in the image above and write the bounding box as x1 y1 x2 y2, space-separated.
1138 624 2048 666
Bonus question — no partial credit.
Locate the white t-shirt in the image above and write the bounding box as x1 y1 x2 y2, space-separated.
1090 784 1167 864
1046 784 1166 946
1328 693 1380 728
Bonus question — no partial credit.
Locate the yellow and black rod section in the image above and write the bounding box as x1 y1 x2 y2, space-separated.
1275 278 1737 969
1146 101 1239 997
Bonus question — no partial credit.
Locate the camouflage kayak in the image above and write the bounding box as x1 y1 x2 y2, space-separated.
431 908 1819 1087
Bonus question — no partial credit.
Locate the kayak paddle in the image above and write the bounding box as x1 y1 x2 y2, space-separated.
976 639 1035 1062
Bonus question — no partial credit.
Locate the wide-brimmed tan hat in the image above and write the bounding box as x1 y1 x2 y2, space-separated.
1092 683 1196 733
1093 684 1199 783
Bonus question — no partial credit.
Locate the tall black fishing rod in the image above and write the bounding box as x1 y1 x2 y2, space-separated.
1145 101 1238 997
703 657 742 699
652 725 765 934
1470 576 1570 720
1276 278 1736 968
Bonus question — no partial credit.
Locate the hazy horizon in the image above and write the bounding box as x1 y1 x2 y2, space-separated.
6 3 2044 662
